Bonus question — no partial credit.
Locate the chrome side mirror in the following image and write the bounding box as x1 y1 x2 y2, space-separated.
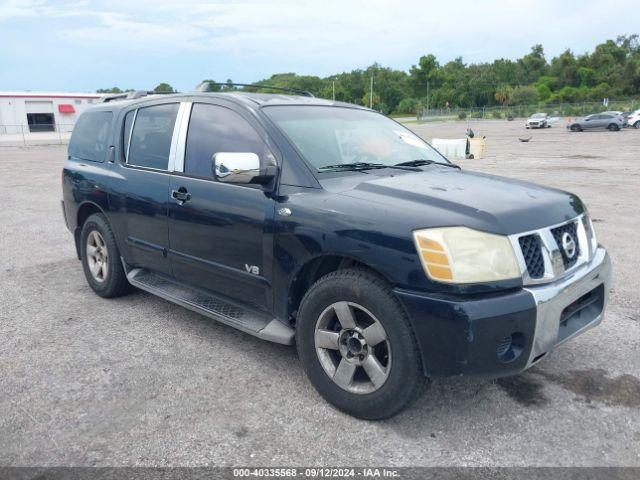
213 152 261 184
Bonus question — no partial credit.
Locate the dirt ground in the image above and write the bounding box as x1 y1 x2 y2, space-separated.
0 120 639 467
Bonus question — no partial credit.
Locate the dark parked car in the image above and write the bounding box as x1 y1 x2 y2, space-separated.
567 112 624 131
62 90 611 419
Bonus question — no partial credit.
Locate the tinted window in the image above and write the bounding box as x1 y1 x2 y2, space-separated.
128 103 179 170
69 111 113 162
184 104 273 178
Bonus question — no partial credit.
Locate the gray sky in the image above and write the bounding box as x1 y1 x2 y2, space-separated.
0 0 638 92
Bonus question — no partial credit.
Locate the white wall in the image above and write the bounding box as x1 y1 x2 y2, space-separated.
0 94 101 134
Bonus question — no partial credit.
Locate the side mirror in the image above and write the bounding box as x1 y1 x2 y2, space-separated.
212 152 277 185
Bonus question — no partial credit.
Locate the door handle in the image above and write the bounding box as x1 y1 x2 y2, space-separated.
171 188 191 204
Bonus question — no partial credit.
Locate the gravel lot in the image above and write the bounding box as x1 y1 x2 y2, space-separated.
1 120 639 467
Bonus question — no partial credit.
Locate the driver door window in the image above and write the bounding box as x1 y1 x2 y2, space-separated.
184 103 274 179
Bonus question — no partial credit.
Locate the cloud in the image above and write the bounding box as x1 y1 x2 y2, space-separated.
0 0 637 91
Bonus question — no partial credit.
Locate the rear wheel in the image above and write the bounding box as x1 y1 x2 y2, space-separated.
570 124 582 132
80 213 130 298
296 269 426 420
608 123 620 131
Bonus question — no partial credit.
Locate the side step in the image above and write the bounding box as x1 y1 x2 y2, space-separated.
127 268 294 345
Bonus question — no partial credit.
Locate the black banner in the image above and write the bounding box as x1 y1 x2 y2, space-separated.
1 468 639 480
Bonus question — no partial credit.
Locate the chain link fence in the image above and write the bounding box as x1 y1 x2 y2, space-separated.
0 123 75 146
417 99 639 122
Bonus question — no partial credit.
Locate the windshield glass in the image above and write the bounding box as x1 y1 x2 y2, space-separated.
531 113 546 118
263 106 447 171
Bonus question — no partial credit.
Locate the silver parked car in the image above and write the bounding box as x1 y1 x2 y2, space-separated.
567 113 624 132
525 112 550 129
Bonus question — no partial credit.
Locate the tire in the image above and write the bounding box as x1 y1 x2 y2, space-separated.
80 213 130 298
296 269 426 420
608 123 620 131
634 121 640 129
570 124 582 132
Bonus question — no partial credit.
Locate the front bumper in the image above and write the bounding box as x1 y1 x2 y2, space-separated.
395 246 611 378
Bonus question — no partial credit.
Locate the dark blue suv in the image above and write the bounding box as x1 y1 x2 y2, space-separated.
62 90 611 419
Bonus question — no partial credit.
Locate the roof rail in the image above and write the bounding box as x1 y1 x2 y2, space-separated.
195 81 314 97
99 90 177 103
99 92 130 103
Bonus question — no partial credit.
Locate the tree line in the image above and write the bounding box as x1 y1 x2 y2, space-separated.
97 34 640 115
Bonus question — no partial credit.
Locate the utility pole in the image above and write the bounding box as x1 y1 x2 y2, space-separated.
370 76 374 109
426 79 430 113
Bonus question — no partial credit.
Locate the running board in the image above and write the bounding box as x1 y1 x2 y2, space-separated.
126 268 294 345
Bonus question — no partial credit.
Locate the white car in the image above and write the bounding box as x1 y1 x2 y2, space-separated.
627 109 640 129
525 113 551 129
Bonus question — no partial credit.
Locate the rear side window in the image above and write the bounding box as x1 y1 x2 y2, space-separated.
127 103 179 170
68 111 113 162
184 103 273 178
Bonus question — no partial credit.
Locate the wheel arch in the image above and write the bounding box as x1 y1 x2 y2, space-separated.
74 201 107 259
287 254 394 325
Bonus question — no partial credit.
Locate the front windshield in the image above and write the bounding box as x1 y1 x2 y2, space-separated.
531 113 546 118
263 106 447 171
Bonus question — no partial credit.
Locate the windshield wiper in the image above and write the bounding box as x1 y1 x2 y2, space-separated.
395 159 461 170
318 162 387 171
319 161 425 173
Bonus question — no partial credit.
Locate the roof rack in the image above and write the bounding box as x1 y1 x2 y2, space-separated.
99 90 176 103
195 81 314 97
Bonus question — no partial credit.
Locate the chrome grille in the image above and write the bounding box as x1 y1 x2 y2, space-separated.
510 215 595 286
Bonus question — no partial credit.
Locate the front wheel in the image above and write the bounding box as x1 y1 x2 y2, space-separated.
608 123 620 131
570 124 582 132
296 269 426 420
634 121 640 129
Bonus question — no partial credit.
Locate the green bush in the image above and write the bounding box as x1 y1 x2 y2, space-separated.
396 97 419 114
491 110 503 119
458 112 467 120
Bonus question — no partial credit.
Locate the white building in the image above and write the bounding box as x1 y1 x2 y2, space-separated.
0 92 103 134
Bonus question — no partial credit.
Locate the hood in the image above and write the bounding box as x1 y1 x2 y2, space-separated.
319 167 583 235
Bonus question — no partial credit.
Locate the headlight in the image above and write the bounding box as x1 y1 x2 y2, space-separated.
412 227 521 284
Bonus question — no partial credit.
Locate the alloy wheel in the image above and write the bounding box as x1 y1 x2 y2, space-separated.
86 230 109 283
314 301 391 394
